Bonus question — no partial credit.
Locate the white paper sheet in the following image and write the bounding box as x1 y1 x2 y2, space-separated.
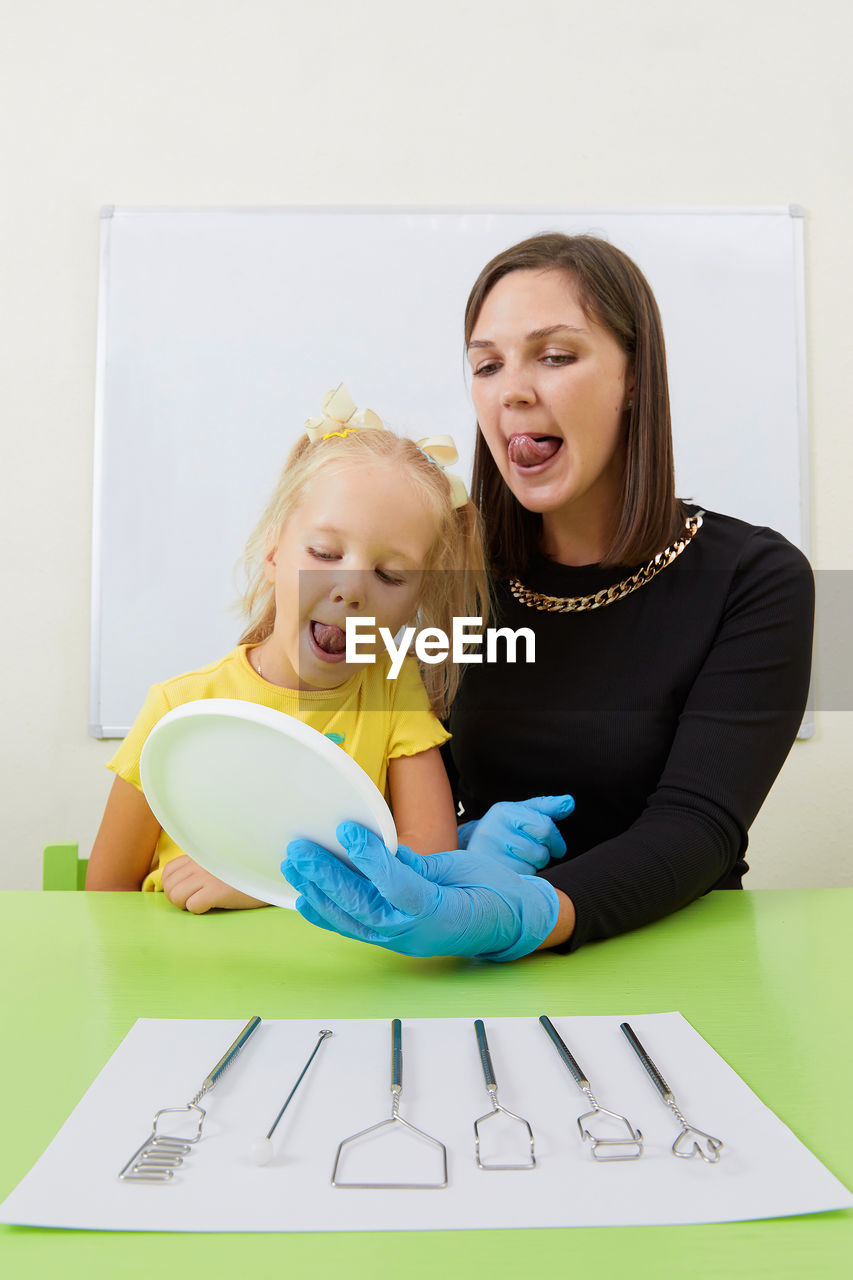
2 1013 850 1232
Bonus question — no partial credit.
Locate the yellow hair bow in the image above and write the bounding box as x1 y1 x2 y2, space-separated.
416 435 469 510
305 383 385 442
305 388 468 510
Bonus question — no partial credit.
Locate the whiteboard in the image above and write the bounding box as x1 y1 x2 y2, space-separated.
90 206 809 737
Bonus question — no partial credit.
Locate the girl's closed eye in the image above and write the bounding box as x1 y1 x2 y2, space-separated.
375 567 407 586
307 546 340 562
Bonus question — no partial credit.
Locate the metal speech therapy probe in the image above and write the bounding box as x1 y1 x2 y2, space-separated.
539 1016 643 1161
119 1016 262 1182
620 1022 724 1163
331 1018 448 1189
473 1019 535 1170
249 1028 333 1165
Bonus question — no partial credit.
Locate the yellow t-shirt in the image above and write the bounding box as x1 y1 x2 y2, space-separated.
108 644 450 892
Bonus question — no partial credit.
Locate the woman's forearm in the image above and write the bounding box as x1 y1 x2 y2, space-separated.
537 888 576 949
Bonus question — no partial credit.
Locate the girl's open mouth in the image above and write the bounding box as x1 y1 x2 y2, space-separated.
507 434 562 469
309 620 348 662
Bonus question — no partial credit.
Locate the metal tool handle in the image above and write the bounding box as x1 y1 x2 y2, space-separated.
201 1016 262 1092
474 1019 497 1090
390 1018 403 1092
620 1022 673 1101
266 1029 332 1139
538 1016 589 1089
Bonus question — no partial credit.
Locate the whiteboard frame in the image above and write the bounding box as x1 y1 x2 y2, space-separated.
90 209 113 735
89 204 812 738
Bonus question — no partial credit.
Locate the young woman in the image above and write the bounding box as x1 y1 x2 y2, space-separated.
283 235 814 958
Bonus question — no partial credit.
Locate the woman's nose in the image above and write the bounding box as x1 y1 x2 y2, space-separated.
500 365 536 407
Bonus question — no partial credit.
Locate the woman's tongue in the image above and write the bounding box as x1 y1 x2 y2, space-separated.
508 434 561 468
312 621 347 654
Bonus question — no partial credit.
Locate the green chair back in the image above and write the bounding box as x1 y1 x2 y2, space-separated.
43 843 88 891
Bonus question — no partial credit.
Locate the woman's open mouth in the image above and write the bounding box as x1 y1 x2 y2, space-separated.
309 620 348 662
507 434 563 470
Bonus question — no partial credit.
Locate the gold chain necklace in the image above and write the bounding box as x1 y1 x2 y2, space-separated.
508 512 703 613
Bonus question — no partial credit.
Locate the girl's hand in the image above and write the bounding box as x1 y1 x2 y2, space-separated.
160 855 268 913
457 795 575 874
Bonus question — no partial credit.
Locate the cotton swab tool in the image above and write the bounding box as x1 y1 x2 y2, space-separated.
249 1029 333 1165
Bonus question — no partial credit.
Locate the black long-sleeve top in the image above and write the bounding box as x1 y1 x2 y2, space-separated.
444 508 814 951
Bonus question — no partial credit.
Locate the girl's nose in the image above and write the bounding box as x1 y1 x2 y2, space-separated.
330 573 366 610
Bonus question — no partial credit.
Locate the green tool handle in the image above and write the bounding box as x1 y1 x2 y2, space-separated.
620 1022 673 1101
474 1019 497 1090
539 1015 589 1090
391 1018 403 1091
203 1016 262 1091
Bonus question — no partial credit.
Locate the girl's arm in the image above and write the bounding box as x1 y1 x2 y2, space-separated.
88 775 269 909
86 775 162 890
387 747 459 855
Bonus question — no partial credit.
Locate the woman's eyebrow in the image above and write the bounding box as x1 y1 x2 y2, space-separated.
528 324 589 340
467 323 588 350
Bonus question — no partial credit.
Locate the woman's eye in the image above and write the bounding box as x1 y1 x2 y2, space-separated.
542 352 577 366
472 359 501 377
376 568 406 586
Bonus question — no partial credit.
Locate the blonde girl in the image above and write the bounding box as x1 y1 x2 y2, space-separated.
87 389 488 913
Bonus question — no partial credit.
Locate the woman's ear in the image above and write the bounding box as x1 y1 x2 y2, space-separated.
622 366 636 415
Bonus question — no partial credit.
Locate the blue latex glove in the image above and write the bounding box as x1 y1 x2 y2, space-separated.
457 794 575 874
283 822 559 961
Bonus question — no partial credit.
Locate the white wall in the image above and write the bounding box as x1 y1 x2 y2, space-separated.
1 0 850 890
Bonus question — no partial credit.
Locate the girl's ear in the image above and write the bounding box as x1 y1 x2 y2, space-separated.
408 571 428 622
262 531 280 583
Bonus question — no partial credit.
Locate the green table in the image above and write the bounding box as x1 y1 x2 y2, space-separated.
1 889 851 1277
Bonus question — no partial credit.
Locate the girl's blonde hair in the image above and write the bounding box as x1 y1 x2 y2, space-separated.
238 428 489 716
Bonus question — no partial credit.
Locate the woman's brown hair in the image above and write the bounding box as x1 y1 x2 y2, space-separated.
465 233 686 573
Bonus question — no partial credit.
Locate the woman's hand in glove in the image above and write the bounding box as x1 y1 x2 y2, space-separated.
457 794 575 874
283 822 560 961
